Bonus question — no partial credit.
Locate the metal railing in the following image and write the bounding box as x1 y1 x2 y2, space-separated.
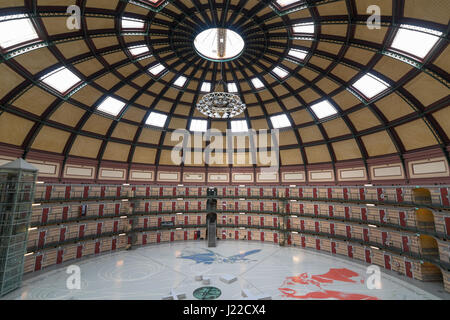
33 189 449 210
27 230 125 252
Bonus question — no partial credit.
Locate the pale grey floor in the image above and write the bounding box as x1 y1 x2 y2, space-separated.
2 241 448 300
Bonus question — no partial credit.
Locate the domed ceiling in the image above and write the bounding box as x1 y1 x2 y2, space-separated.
0 0 448 170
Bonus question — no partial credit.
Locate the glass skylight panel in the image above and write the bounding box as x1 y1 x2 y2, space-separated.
276 0 303 7
310 100 338 119
0 14 39 50
129 45 149 56
194 28 245 61
288 48 308 60
145 111 167 127
390 24 442 59
174 75 187 87
228 82 238 93
121 18 145 29
292 22 314 34
251 77 264 89
270 114 291 128
201 82 211 92
40 67 81 94
352 73 390 99
97 97 126 116
273 66 289 79
231 120 248 132
148 63 166 76
190 119 208 132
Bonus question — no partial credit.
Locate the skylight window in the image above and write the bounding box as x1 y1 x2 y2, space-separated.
390 24 442 59
121 17 145 30
276 0 304 7
145 111 167 127
251 77 264 89
228 82 238 93
97 97 126 117
292 22 315 34
352 73 390 99
148 63 166 76
310 100 338 119
40 67 82 94
174 75 187 87
288 48 308 60
128 45 149 56
231 120 248 133
270 114 291 128
201 82 211 92
0 14 39 50
273 66 289 79
190 119 208 132
194 28 245 61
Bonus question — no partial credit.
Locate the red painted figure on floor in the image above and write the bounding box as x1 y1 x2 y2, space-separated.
279 268 379 300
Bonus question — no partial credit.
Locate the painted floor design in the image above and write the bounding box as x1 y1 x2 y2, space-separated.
1 241 446 300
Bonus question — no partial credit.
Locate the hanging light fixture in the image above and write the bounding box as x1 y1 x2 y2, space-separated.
196 29 246 119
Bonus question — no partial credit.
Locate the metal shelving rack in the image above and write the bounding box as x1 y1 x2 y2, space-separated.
0 159 37 296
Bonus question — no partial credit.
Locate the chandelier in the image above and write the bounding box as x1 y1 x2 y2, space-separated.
196 92 246 119
195 28 246 119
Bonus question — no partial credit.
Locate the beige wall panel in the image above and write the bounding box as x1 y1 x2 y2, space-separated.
404 73 449 107
122 107 146 123
395 120 437 150
332 139 362 160
31 126 70 153
0 112 34 146
111 123 138 140
330 64 358 82
431 107 450 138
95 73 120 90
74 59 104 77
49 103 85 127
322 118 351 138
282 96 302 110
317 0 347 15
138 128 161 144
71 85 103 107
331 90 360 110
305 145 331 163
69 136 102 158
290 109 313 125
373 56 413 81
279 130 298 146
56 40 90 58
168 117 187 130
102 142 130 161
86 17 115 30
355 0 392 15
354 25 388 43
13 48 58 75
133 147 156 164
375 93 414 121
280 149 303 165
0 63 24 99
13 86 56 116
82 114 112 135
361 131 397 156
348 108 381 131
403 0 450 25
298 125 324 143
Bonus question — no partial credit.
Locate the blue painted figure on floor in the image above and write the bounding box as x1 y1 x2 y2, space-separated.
177 249 261 264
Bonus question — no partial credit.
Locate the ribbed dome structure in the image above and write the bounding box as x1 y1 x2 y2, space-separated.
0 0 448 172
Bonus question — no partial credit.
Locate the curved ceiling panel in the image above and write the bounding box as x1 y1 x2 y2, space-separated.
0 0 448 169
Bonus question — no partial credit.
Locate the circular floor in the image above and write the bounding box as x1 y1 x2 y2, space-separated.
2 241 444 300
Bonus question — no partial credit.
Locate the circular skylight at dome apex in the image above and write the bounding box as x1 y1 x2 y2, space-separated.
194 28 245 61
